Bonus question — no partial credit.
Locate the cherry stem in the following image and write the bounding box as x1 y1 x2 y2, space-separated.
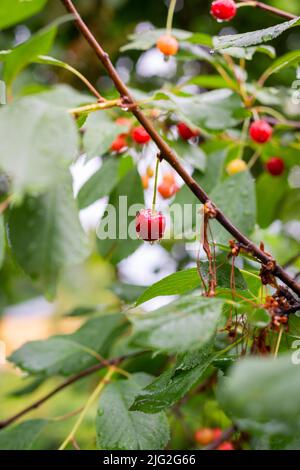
237 117 250 160
166 0 177 35
274 325 284 358
152 157 160 212
237 0 296 20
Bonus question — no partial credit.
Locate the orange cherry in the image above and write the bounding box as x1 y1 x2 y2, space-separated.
194 428 215 446
141 174 149 189
157 34 179 56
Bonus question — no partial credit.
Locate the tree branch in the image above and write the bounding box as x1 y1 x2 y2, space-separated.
0 352 143 430
59 0 300 298
239 0 296 20
205 425 237 450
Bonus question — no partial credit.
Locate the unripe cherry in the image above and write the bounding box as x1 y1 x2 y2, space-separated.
249 120 273 144
132 126 151 144
111 134 127 153
177 122 199 140
146 166 154 178
141 174 149 189
217 441 235 451
210 0 237 21
158 181 179 199
163 172 176 185
116 117 132 129
157 34 179 56
136 209 166 242
226 159 247 176
194 428 215 446
266 157 285 176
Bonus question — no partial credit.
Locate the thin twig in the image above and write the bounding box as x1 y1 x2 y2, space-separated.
0 352 144 430
283 252 300 269
238 0 296 20
205 425 237 450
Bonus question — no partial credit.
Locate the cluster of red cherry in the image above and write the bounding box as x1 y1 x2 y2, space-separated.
125 0 285 244
228 120 285 177
194 427 235 450
111 118 151 153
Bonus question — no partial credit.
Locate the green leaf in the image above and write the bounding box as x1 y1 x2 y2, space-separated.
0 216 5 269
246 308 270 328
256 173 288 228
0 0 47 30
136 264 246 306
10 314 126 376
8 174 89 295
260 50 300 84
129 296 224 354
214 17 300 50
0 420 47 450
121 28 192 52
78 156 134 209
217 45 276 60
83 112 126 159
187 75 229 89
155 90 245 132
131 345 215 413
34 84 91 109
3 22 57 86
10 376 45 397
171 140 206 172
96 373 170 450
218 354 300 435
97 167 144 264
210 171 256 245
278 189 300 222
110 282 147 304
36 55 100 95
0 97 78 195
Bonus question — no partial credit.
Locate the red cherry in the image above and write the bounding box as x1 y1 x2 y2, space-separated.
217 441 235 451
111 134 127 153
177 122 199 140
266 157 285 176
213 428 223 440
136 209 166 242
158 181 179 199
249 120 273 144
132 126 151 144
210 0 237 21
